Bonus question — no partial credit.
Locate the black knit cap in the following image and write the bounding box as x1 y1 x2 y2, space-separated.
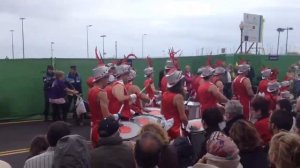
47 65 54 70
70 65 77 70
98 117 120 137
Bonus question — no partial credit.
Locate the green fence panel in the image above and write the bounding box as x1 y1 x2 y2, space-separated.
0 55 299 120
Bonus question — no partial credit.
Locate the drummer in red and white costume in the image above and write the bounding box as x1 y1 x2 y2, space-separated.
232 63 254 120
126 69 150 114
88 63 110 147
144 67 158 103
197 66 228 115
192 67 204 93
107 64 137 120
161 69 188 140
211 66 226 93
160 60 175 93
258 67 272 95
265 81 281 112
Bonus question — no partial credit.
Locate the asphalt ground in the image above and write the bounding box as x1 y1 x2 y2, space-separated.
0 120 90 168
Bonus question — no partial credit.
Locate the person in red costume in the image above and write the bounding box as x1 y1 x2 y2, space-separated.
265 81 281 112
144 66 160 106
269 68 279 81
192 67 204 93
197 66 228 116
106 64 137 120
258 68 272 95
161 69 188 140
251 96 273 146
160 60 174 93
184 65 193 94
211 66 226 93
88 64 110 147
232 63 254 120
126 69 150 114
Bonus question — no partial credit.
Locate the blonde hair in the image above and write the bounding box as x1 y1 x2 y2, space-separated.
54 70 64 78
269 132 300 168
140 123 170 145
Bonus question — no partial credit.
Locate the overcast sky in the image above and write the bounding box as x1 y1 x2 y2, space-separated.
0 0 299 59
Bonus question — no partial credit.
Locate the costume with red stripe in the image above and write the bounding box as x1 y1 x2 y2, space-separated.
232 75 251 120
265 93 278 112
144 78 155 99
125 82 142 114
258 79 269 94
160 76 168 93
107 81 131 120
88 86 104 147
192 76 203 92
197 81 218 115
161 91 182 140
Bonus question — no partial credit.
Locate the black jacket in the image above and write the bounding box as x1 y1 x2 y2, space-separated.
91 134 136 168
223 115 244 136
240 147 268 168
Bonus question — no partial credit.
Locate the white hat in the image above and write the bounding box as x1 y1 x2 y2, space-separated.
128 69 137 81
261 68 272 79
267 81 281 93
115 64 131 77
201 66 215 78
144 67 154 77
106 63 115 68
237 64 250 74
214 67 226 75
280 91 294 100
165 60 175 69
93 65 109 82
281 80 291 87
166 69 184 88
107 74 116 84
197 67 204 74
0 160 12 168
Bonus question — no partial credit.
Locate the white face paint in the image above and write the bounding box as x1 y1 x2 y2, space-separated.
218 121 226 130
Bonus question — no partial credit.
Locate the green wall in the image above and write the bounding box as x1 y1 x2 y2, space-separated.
0 55 299 120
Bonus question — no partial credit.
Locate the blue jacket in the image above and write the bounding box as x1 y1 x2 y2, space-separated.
66 73 82 93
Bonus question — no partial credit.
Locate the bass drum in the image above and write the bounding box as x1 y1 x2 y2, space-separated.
132 115 162 127
142 107 164 119
119 121 141 141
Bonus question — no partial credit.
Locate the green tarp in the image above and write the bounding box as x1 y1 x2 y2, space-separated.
0 54 299 120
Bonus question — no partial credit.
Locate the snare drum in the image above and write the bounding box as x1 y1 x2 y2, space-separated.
143 107 164 118
119 121 141 141
185 119 204 133
184 101 200 120
186 119 205 158
132 115 162 127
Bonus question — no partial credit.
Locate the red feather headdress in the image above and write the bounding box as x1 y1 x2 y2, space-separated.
95 47 104 65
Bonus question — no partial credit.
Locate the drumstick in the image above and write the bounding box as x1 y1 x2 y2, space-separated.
118 104 124 115
139 85 148 94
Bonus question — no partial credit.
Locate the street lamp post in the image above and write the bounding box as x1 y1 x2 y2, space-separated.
20 17 26 59
115 41 118 59
100 35 106 58
285 27 293 55
51 42 55 58
142 34 147 58
276 28 285 55
86 25 92 58
10 30 15 59
50 42 55 67
239 22 244 54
